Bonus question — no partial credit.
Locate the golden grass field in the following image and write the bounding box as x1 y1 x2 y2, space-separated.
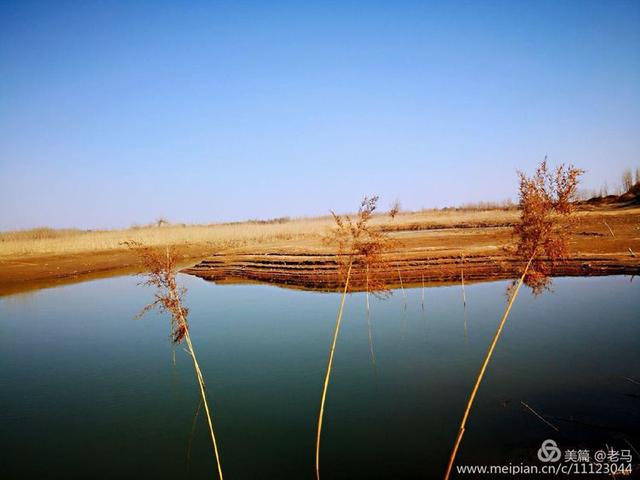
0 208 517 257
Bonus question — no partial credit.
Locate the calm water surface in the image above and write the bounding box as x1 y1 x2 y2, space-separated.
1 275 639 478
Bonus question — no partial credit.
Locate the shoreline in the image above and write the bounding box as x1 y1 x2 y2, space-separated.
2 205 639 296
184 252 639 293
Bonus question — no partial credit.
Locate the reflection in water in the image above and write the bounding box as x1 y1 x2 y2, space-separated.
0 275 638 479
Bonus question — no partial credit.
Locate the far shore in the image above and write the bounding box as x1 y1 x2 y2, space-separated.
2 204 639 296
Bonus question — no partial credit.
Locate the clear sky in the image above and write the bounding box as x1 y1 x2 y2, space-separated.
1 1 639 230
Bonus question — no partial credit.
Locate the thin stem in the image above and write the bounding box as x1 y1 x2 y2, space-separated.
397 266 407 311
520 401 559 432
184 331 224 480
397 266 406 298
463 307 468 340
460 254 466 308
134 245 224 479
365 265 376 367
366 307 377 369
444 255 534 480
365 265 370 315
316 261 353 480
603 220 615 237
420 273 428 339
186 398 204 473
170 288 224 480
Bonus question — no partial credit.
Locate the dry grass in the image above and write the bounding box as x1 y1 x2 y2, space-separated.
0 218 331 257
444 159 583 479
446 199 516 211
129 242 224 479
514 160 584 293
316 195 395 480
0 209 520 258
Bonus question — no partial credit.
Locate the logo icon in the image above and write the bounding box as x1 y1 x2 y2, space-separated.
538 439 561 463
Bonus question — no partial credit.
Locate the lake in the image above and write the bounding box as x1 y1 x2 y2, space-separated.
1 274 638 478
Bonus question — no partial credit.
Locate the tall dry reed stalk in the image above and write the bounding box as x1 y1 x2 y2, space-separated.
444 160 582 479
444 256 532 479
315 261 352 479
127 242 224 479
316 195 395 480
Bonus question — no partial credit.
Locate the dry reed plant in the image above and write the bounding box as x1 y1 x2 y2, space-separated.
315 195 396 480
513 159 584 294
126 241 224 480
324 195 397 295
444 159 582 480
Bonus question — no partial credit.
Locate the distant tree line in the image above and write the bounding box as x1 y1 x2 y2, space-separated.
575 166 639 200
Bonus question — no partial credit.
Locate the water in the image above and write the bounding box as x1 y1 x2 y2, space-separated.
1 275 638 479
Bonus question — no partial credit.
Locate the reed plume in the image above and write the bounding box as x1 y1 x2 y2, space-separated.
126 241 224 480
444 159 582 479
513 158 584 294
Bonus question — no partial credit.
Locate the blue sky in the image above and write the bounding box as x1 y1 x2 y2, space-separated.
1 1 639 229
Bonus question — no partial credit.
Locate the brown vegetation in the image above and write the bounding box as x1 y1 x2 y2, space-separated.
0 217 326 256
316 195 395 480
444 160 583 479
514 160 584 293
326 195 397 294
388 198 401 219
128 242 224 480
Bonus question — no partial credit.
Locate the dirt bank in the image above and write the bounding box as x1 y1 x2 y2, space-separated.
0 245 211 296
184 205 640 291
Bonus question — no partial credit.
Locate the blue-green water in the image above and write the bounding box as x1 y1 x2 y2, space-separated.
1 275 639 478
